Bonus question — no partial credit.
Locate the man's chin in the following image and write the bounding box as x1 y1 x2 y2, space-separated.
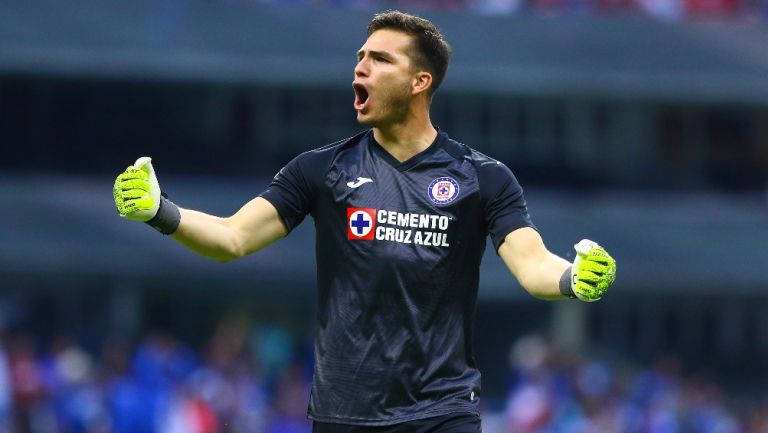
356 112 376 127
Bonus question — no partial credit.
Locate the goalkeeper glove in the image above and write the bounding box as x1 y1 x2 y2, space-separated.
560 239 616 302
113 157 180 234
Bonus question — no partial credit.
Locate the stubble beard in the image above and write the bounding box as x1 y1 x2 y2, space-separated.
358 81 412 129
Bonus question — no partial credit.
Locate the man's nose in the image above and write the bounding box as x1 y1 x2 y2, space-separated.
354 59 368 77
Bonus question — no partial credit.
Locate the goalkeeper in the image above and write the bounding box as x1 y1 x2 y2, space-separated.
113 10 616 433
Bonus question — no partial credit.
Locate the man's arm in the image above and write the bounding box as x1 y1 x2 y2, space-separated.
498 227 617 301
498 227 571 300
114 157 288 262
172 198 288 262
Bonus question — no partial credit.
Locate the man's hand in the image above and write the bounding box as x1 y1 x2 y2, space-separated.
113 157 161 221
570 239 616 302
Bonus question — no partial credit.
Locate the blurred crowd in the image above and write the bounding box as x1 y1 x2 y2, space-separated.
494 334 768 433
1 322 767 433
225 0 768 23
0 316 313 433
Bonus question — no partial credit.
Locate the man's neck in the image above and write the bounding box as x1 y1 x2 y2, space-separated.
373 116 438 163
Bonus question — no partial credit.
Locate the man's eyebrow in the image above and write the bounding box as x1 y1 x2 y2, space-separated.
357 49 395 60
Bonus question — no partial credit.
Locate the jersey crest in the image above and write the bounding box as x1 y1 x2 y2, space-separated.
428 176 460 206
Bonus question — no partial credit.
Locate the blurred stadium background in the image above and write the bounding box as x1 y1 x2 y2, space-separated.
2 0 768 432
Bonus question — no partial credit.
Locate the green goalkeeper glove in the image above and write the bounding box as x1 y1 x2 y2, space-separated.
113 157 160 221
561 239 616 302
113 157 180 234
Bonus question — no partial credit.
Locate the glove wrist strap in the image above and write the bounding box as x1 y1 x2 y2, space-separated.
146 194 181 235
559 266 576 299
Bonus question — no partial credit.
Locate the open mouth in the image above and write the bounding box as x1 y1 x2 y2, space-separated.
353 83 369 111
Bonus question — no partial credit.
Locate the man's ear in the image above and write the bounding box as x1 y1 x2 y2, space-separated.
412 71 433 96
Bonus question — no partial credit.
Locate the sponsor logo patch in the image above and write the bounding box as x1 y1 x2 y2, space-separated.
428 177 460 206
346 208 452 247
347 208 376 240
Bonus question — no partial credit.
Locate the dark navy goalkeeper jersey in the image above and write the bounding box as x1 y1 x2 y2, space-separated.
259 129 534 426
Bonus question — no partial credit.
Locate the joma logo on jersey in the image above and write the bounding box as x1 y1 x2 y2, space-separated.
347 208 376 240
346 208 450 247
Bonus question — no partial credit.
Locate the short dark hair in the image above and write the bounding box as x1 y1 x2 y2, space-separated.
367 10 452 96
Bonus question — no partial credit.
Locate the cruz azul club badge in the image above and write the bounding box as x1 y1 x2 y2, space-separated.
428 177 460 206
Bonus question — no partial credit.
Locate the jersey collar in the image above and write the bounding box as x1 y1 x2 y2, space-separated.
368 128 446 172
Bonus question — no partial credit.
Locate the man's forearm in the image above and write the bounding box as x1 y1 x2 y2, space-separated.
519 253 572 301
171 208 247 262
171 198 288 262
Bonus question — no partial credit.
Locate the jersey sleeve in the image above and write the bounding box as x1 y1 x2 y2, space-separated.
259 150 327 233
477 161 536 251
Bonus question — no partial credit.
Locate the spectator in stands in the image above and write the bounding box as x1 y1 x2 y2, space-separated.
7 332 49 433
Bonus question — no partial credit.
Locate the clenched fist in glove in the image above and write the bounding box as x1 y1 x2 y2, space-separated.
113 157 180 235
560 239 616 302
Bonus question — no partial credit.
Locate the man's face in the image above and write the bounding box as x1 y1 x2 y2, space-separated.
353 29 418 127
